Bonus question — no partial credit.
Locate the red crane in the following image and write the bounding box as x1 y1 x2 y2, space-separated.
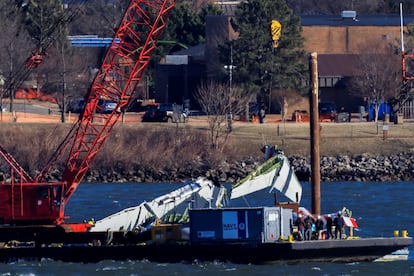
0 0 176 226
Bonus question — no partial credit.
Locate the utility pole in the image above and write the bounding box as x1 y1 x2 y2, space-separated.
224 44 235 92
224 43 236 132
309 52 321 215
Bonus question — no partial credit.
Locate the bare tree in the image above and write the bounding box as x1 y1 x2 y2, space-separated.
68 0 127 38
347 41 400 122
195 81 252 152
0 3 34 116
272 89 304 121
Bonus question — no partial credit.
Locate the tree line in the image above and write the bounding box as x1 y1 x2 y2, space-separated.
0 0 411 125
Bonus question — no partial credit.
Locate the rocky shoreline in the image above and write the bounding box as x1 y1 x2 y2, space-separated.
82 152 414 183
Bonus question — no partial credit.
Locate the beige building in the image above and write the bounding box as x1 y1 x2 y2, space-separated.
157 10 414 117
299 13 414 118
303 25 401 54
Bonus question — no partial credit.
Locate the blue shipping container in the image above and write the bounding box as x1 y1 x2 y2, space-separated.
189 207 292 244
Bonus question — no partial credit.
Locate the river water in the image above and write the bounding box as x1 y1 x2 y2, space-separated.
0 181 413 275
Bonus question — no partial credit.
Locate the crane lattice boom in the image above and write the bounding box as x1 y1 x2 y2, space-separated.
59 0 176 205
0 0 176 225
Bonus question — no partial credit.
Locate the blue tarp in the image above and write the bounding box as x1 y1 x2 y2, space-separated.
367 101 391 121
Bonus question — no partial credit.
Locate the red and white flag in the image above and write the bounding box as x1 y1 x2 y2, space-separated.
343 216 359 228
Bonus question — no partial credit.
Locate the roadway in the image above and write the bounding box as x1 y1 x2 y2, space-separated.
1 102 60 115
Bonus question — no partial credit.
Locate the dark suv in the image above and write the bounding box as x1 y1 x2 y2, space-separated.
141 106 170 122
319 102 337 122
141 103 188 123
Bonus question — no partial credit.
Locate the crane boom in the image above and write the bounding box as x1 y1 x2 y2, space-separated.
0 0 176 225
59 0 176 204
0 145 33 183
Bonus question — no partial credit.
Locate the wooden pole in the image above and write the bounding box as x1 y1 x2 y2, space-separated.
309 52 321 215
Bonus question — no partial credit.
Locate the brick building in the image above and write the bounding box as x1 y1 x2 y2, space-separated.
301 13 414 115
301 14 404 54
154 10 414 114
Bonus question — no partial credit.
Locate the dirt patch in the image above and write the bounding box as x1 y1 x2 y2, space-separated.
0 111 144 124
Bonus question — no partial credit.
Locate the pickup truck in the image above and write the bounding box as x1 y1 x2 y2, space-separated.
142 103 188 123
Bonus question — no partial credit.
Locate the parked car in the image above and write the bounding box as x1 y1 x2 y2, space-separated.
141 103 188 123
141 106 170 122
97 99 119 114
158 103 175 118
67 98 85 113
319 102 337 122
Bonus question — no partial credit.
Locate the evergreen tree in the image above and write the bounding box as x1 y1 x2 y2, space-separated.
16 0 66 53
220 0 307 104
149 1 222 91
161 1 222 53
383 0 414 14
68 0 124 37
200 3 223 25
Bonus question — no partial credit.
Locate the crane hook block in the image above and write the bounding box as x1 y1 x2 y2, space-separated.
26 53 43 69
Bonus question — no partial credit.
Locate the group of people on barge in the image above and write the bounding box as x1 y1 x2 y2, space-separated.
294 211 345 241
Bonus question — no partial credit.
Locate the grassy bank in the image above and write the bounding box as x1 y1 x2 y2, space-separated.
226 120 414 156
1 117 414 177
